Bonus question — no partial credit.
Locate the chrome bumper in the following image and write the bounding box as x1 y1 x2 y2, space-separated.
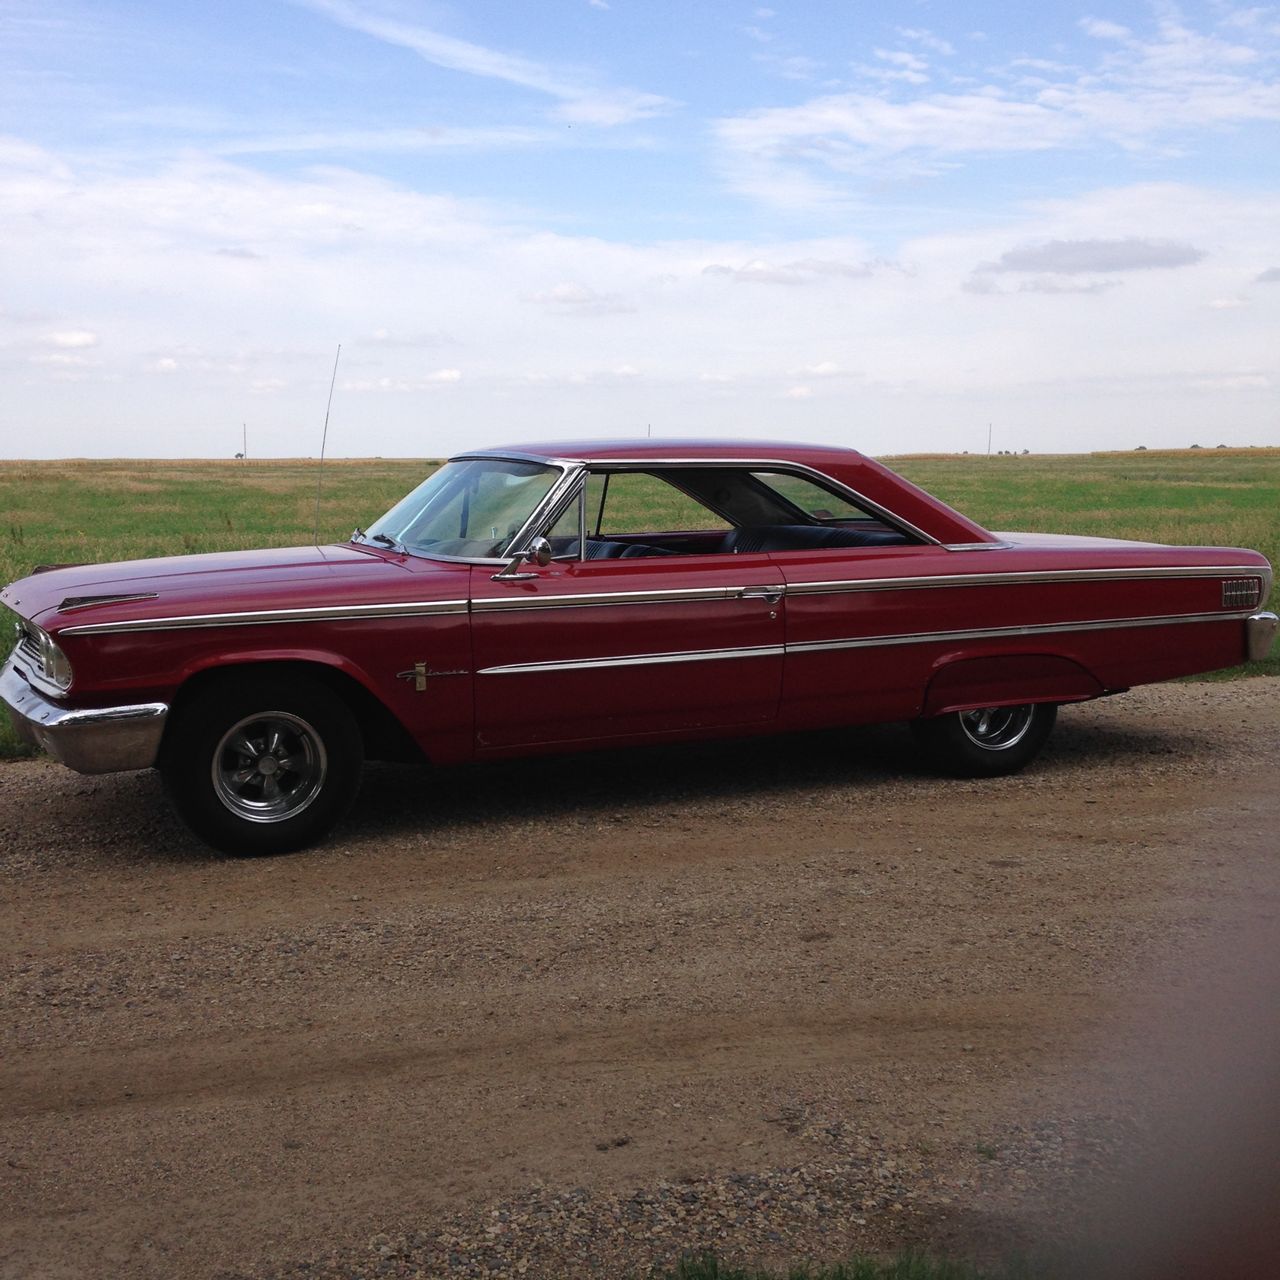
1247 612 1278 662
1 654 168 774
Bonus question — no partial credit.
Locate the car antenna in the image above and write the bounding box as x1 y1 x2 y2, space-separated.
312 343 342 546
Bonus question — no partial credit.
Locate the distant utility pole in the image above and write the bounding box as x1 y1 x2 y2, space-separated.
242 422 247 459
647 422 652 438
987 423 992 457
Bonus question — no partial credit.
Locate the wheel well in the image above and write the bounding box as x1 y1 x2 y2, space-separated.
166 661 424 764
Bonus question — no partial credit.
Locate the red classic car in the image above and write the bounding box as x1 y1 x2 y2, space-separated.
3 440 1276 855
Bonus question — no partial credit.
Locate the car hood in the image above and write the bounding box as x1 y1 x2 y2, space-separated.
1 544 469 631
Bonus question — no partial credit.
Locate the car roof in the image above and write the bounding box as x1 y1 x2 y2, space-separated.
463 438 868 467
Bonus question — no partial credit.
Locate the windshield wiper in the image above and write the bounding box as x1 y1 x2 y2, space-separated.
350 527 367 543
370 533 407 553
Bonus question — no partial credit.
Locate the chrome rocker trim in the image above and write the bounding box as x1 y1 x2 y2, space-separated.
1 654 168 774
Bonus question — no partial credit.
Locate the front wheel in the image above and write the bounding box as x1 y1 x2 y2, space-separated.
160 673 364 855
910 702 1057 778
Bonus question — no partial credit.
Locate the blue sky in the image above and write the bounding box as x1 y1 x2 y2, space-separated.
2 0 1278 457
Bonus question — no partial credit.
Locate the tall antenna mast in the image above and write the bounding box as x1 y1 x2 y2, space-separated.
312 344 342 546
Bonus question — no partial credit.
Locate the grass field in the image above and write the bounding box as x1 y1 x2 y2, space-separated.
2 449 1277 758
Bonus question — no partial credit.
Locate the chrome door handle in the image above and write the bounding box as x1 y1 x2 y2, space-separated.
738 585 785 604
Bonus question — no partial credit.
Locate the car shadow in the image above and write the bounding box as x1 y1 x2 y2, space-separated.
350 721 920 841
344 711 1208 846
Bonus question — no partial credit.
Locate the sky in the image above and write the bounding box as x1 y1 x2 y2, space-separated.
1 0 1278 459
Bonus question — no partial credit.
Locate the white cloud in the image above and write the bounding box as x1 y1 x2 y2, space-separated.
47 329 98 348
716 11 1280 205
1190 373 1269 389
526 282 635 314
2 138 1277 456
978 238 1205 274
703 257 872 284
1256 266 1280 282
897 28 956 57
1080 17 1132 41
293 0 673 126
30 351 92 366
875 49 929 72
784 385 813 398
213 125 559 157
1207 296 1249 308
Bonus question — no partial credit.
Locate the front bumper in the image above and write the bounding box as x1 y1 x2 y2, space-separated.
1247 612 1279 662
1 654 169 774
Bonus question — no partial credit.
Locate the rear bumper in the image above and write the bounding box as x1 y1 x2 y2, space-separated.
1247 612 1278 662
1 654 168 774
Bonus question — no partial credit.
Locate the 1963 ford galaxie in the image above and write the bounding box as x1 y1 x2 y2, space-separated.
3 440 1276 855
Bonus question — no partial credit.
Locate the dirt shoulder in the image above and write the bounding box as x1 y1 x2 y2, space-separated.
2 680 1279 1279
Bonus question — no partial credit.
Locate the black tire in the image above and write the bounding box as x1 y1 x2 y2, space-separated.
160 672 364 855
910 702 1057 778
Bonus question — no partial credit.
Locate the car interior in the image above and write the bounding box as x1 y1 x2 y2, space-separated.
544 466 917 559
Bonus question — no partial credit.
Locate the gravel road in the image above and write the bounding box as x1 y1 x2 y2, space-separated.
2 680 1278 1279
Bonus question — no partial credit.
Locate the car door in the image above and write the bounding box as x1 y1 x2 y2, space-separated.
469 473 785 751
741 468 950 728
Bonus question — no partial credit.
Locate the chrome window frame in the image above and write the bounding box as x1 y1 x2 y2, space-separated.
390 455 581 565
427 452 943 564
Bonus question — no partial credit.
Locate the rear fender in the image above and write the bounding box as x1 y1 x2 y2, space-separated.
922 653 1105 718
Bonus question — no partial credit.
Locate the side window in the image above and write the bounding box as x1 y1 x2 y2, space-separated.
596 472 730 535
749 471 876 522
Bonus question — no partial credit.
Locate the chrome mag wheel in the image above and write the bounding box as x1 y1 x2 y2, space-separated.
957 704 1036 751
211 711 329 823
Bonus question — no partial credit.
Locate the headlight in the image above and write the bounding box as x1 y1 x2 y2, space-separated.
16 620 74 691
42 632 74 690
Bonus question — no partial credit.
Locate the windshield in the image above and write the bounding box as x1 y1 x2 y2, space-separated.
364 459 560 560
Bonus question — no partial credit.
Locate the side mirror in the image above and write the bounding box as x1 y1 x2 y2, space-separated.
523 536 552 567
492 535 552 582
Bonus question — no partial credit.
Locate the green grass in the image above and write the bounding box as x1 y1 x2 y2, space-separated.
652 1251 1034 1280
2 449 1277 758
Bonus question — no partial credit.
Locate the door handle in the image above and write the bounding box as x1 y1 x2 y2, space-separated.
738 585 785 605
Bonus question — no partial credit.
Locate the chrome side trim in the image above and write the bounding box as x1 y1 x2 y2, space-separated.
473 585 744 613
61 598 470 637
787 564 1266 597
473 564 1265 614
476 609 1244 680
478 644 784 676
1 655 168 774
476 609 1248 677
787 610 1253 656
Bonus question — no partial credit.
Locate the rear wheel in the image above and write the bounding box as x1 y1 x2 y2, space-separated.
160 673 363 855
911 702 1057 778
